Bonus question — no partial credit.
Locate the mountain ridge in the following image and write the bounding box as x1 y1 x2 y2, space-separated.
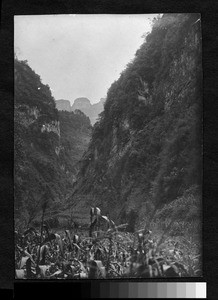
56 97 106 125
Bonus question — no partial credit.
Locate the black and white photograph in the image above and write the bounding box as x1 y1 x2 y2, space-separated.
14 13 202 280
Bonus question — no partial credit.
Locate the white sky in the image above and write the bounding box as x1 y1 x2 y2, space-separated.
14 14 159 104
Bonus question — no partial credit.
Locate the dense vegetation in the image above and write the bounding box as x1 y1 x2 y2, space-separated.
14 59 91 229
15 206 201 279
72 13 202 258
58 110 91 182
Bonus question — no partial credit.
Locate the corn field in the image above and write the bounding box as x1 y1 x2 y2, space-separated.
15 206 201 279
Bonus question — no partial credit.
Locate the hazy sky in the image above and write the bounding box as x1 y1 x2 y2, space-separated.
15 14 159 104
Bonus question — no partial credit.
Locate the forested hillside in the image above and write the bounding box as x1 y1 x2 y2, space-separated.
72 13 202 234
14 59 91 228
58 110 91 182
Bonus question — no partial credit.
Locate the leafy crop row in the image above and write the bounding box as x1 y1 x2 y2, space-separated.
15 206 200 279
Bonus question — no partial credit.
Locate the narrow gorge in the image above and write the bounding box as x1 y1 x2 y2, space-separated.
15 13 202 279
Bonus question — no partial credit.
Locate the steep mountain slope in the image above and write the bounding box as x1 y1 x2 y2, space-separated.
90 98 105 124
72 14 202 232
58 110 91 182
14 59 91 228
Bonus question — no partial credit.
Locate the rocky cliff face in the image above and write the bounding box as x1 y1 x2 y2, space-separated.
55 99 72 112
58 110 91 183
14 59 91 227
72 14 202 230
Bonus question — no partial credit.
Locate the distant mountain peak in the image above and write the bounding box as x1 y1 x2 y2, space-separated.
74 97 91 103
56 99 72 112
72 97 106 125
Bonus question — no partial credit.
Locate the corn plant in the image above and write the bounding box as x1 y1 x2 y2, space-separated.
15 206 200 279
